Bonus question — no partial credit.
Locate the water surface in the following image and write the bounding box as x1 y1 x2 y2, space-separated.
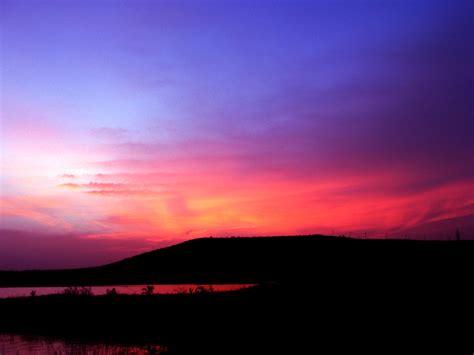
0 333 167 354
0 284 251 298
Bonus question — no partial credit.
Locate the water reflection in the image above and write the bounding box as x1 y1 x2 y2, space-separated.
0 284 251 298
0 333 167 354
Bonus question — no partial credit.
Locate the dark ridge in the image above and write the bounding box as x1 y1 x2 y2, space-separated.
1 235 473 287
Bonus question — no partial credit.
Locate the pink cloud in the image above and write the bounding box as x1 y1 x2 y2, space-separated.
83 182 126 189
85 189 153 196
58 183 82 189
0 196 70 228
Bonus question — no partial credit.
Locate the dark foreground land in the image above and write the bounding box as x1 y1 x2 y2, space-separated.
1 236 474 353
1 235 474 286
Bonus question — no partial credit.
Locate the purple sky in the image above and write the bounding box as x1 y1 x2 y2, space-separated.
1 0 473 269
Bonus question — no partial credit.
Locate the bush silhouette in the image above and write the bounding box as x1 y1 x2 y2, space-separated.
106 288 118 296
187 285 214 294
141 285 154 295
62 286 93 296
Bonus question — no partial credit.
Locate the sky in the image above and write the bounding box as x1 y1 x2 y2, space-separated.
1 0 473 269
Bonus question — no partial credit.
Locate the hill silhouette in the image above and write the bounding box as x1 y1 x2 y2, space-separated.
1 235 473 287
1 235 474 353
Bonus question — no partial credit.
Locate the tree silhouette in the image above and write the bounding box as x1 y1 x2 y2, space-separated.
456 229 461 241
106 288 118 296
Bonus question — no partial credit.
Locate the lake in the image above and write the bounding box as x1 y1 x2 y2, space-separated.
0 284 251 298
0 333 167 354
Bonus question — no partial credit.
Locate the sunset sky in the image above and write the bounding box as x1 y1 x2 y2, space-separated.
1 0 473 269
